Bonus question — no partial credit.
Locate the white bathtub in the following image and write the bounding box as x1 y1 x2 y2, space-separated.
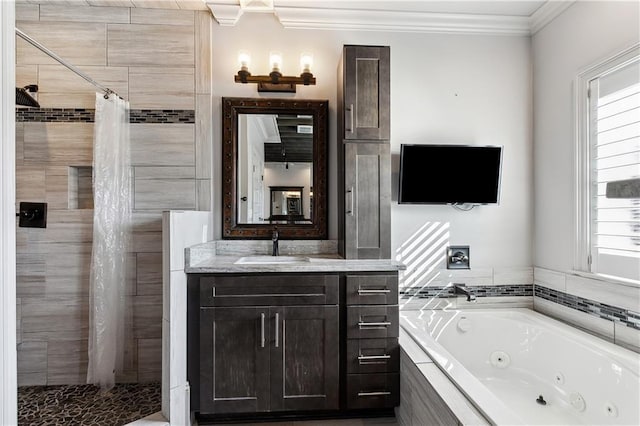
400 309 640 425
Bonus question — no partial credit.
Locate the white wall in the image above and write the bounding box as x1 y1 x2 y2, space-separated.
532 1 640 272
212 14 533 271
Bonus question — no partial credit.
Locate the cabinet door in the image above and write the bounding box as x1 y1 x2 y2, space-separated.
343 45 390 141
270 306 340 411
344 143 391 259
200 307 270 414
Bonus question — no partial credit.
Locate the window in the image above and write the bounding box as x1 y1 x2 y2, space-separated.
575 45 640 283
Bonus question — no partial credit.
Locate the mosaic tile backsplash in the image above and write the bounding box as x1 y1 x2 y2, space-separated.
535 285 640 330
16 108 195 124
399 283 639 331
400 284 533 299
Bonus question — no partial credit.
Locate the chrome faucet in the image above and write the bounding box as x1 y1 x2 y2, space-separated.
453 283 476 302
272 228 279 256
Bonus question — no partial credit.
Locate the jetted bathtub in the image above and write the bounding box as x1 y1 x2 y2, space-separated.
400 309 640 425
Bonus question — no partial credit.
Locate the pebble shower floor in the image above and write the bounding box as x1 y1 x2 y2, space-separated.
18 382 160 425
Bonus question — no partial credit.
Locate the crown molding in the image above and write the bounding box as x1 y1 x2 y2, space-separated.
207 2 243 26
274 7 531 35
529 0 576 34
208 1 576 35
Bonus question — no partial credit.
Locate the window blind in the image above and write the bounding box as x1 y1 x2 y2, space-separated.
589 59 640 281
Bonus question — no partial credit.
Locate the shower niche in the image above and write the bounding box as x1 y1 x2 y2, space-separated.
68 166 94 209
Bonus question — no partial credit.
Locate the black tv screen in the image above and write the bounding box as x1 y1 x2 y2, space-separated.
398 144 502 204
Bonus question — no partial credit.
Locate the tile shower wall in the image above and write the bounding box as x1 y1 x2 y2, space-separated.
15 3 213 385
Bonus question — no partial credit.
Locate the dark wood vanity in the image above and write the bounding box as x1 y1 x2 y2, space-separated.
186 44 396 423
187 270 400 421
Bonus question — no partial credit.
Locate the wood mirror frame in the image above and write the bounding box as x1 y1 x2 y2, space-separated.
222 97 328 239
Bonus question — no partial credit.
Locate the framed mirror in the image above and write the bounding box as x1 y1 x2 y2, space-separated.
222 97 328 239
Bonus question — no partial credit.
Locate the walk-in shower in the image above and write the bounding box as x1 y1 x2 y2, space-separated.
15 27 130 390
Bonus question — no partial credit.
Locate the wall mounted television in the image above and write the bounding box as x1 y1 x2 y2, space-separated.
398 144 503 205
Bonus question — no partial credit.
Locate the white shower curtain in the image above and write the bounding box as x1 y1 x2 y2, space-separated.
87 93 131 390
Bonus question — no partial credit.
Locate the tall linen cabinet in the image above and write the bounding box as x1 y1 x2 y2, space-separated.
338 45 391 260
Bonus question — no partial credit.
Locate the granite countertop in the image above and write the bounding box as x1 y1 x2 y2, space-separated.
185 241 405 274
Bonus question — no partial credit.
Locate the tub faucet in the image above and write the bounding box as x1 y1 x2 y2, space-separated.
453 283 476 302
272 228 279 256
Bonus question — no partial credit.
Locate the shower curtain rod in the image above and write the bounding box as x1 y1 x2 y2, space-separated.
15 27 122 100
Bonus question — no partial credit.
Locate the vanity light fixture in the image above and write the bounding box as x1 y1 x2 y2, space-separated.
235 51 316 93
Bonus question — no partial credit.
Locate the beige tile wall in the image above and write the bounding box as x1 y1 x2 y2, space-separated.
15 4 213 385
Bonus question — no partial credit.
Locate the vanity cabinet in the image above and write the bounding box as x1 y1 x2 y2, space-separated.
344 274 400 409
192 274 340 415
338 45 391 260
340 45 390 141
199 305 339 414
188 270 400 420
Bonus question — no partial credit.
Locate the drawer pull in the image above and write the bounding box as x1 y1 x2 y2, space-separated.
358 391 391 397
358 354 391 361
275 313 280 348
357 289 390 295
358 321 391 328
260 312 265 348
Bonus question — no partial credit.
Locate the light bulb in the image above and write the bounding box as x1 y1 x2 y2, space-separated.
300 53 313 74
269 52 282 73
238 51 251 71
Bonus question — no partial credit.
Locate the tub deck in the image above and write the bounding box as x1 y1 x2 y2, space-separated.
399 308 640 426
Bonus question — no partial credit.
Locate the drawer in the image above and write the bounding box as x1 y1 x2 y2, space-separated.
347 305 399 339
199 274 339 307
346 373 400 410
346 274 398 306
347 338 399 374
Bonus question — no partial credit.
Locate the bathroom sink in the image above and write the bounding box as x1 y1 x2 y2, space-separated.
234 255 310 265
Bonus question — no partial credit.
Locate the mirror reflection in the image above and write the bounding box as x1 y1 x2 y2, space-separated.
236 114 313 224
